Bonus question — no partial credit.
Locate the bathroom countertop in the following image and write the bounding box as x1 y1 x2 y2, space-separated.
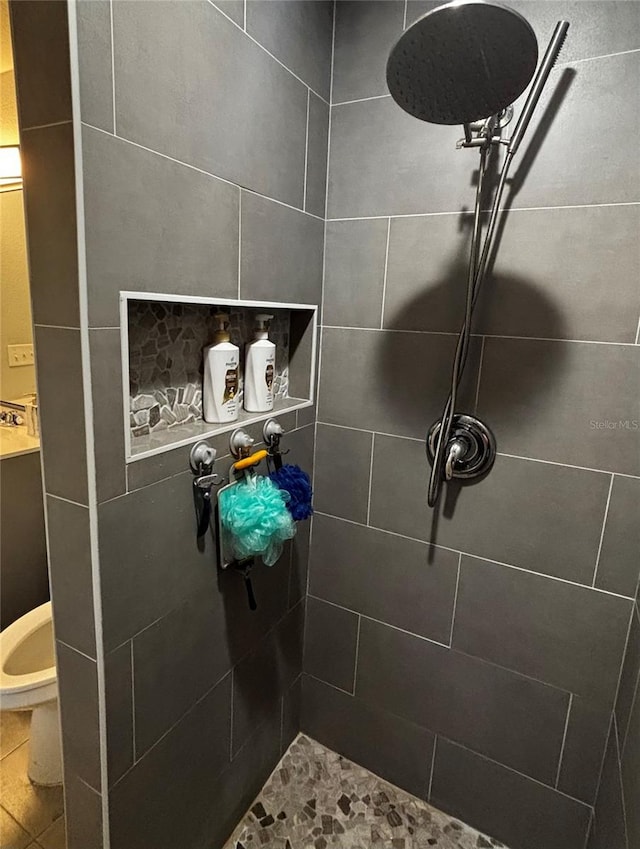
0 425 40 460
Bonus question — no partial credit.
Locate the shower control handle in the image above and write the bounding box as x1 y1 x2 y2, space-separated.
445 438 468 480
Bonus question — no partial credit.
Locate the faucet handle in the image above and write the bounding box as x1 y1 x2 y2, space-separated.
445 438 468 481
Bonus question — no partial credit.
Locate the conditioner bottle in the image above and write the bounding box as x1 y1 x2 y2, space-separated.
244 313 275 413
203 313 239 423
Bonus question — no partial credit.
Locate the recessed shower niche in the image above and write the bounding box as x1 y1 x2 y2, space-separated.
120 293 317 461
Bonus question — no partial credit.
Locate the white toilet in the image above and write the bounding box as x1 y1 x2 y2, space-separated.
0 601 62 785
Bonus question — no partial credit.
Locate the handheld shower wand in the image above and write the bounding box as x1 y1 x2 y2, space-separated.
387 2 569 507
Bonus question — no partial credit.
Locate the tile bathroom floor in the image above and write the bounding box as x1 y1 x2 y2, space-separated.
224 734 508 849
0 712 65 849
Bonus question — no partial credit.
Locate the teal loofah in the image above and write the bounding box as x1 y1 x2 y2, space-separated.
220 475 295 566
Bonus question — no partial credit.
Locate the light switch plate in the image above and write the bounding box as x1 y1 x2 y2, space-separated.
7 343 34 367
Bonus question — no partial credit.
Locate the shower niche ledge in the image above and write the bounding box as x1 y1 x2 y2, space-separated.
120 292 317 462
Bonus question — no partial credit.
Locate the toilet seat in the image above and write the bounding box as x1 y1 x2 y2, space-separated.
0 601 57 711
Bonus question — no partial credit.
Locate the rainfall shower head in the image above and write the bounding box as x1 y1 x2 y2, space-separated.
386 0 539 125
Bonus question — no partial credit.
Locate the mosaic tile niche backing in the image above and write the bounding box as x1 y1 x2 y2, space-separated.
128 301 290 439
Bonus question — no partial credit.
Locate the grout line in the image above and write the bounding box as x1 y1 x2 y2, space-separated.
81 121 324 222
46 492 89 510
34 323 81 331
558 46 640 66
621 649 640 756
306 672 355 698
555 694 573 788
237 189 242 299
205 0 329 105
351 615 362 695
583 810 594 849
443 737 594 810
20 119 73 132
111 669 234 790
496 452 640 482
316 421 640 481
110 0 116 133
379 217 391 329
591 474 615 587
130 640 136 763
312 511 638 602
473 335 485 413
613 715 630 847
303 88 311 212
57 639 97 663
365 432 376 526
328 201 640 222
427 737 437 801
611 605 638 752
402 0 408 29
332 93 392 107
448 554 462 648
321 323 640 347
635 313 640 345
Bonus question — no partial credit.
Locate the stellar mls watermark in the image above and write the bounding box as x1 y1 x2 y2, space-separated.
590 419 639 430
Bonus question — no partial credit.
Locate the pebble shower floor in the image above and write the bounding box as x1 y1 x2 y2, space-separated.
223 734 508 849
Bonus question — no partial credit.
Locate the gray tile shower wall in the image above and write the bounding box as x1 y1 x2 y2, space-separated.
303 4 640 849
10 2 106 846
72 2 330 848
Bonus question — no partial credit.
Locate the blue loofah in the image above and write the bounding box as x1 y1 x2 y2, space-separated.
269 464 313 521
220 475 295 566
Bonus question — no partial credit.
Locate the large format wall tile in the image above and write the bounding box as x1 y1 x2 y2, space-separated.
76 0 113 132
112 0 308 207
507 53 640 210
616 605 640 750
232 603 304 754
431 738 592 849
246 1 333 100
332 1 403 104
97 473 213 651
478 338 640 475
369 436 610 585
596 475 640 598
46 496 96 659
453 556 632 706
34 327 88 505
304 597 359 692
301 674 435 800
56 642 101 792
356 618 569 784
20 124 79 328
305 93 330 218
313 425 372 523
9 0 72 129
109 673 231 849
324 218 388 328
82 126 238 328
558 697 611 806
89 329 126 503
310 514 459 646
318 328 480 439
64 773 103 849
133 593 232 757
621 680 640 849
328 97 473 218
240 191 324 304
104 642 133 787
385 205 640 343
589 725 627 849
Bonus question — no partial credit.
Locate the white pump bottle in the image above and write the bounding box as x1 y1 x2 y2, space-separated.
244 314 276 413
203 313 240 423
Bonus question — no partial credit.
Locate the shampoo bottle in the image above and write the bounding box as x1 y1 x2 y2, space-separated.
244 313 276 413
203 313 240 423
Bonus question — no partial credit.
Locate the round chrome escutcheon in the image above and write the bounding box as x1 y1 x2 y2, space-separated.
427 414 496 480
